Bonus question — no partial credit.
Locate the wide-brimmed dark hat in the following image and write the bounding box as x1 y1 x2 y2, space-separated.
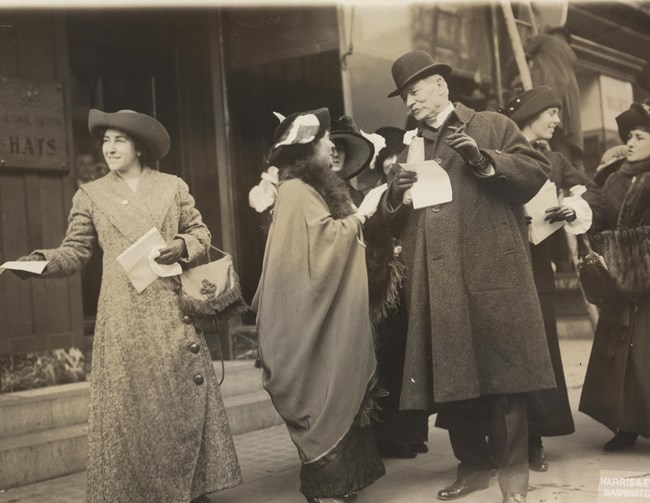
331 115 374 180
616 102 650 142
501 86 561 127
388 50 452 98
88 109 171 161
373 126 405 172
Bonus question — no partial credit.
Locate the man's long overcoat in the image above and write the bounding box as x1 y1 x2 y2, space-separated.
35 168 242 502
377 103 556 410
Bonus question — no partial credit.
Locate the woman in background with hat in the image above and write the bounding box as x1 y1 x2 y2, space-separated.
252 108 385 503
502 86 604 471
12 109 241 502
579 101 650 451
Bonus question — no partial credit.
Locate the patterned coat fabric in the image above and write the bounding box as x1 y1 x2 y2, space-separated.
376 103 556 410
35 168 242 502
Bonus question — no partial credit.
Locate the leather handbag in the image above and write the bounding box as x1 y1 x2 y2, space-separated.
576 234 627 306
178 245 249 324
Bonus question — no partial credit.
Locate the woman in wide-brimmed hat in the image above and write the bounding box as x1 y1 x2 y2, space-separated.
253 108 385 503
11 109 242 502
579 101 650 452
501 86 604 471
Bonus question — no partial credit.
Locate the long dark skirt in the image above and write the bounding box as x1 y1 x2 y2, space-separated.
300 425 385 498
527 291 575 437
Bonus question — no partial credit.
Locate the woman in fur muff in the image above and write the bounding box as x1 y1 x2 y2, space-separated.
579 102 650 451
252 108 386 503
501 86 605 471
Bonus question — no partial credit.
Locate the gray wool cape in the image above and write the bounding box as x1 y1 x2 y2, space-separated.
34 168 242 502
376 103 557 410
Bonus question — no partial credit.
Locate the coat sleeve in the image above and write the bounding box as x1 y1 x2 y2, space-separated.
33 190 97 277
477 113 551 205
174 179 211 265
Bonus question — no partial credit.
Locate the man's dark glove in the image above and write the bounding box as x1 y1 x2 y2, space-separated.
445 125 484 166
544 206 577 223
387 164 417 207
12 253 45 280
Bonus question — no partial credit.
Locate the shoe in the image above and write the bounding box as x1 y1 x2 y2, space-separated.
528 437 549 472
378 442 417 459
502 492 526 503
410 441 429 453
604 432 638 452
437 473 490 500
305 498 348 503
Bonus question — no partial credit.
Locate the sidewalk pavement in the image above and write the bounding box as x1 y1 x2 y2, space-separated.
1 338 649 503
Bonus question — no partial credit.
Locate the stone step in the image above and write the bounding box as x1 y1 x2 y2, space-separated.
0 390 281 490
0 423 88 490
0 360 263 439
0 382 89 440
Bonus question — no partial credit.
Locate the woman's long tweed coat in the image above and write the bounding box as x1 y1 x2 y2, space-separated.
35 168 242 502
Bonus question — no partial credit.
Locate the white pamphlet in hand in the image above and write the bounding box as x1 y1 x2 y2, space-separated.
399 160 453 210
116 227 182 293
0 261 49 276
525 180 565 245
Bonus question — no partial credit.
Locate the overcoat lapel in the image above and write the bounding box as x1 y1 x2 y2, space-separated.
81 168 178 243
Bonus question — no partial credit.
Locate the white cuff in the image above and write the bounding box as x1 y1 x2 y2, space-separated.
561 194 592 234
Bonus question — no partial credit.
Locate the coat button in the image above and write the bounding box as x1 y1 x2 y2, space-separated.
431 205 441 213
174 285 182 294
190 343 200 353
194 374 204 385
121 199 129 205
182 315 192 324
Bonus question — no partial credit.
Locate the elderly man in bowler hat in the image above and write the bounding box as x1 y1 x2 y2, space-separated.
374 50 557 503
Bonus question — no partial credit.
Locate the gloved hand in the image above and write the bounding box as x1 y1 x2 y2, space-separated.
544 206 577 223
155 238 186 265
355 184 388 221
387 164 417 207
445 125 484 166
12 253 45 280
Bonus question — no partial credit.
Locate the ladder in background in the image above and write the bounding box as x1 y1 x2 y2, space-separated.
498 0 539 92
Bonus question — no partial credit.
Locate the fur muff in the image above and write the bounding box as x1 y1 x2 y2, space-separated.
592 226 650 300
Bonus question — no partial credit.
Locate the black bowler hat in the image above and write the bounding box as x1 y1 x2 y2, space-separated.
616 103 650 142
88 109 170 161
331 115 374 180
388 50 452 98
501 86 561 127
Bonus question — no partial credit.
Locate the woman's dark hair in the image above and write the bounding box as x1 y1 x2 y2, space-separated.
95 127 154 168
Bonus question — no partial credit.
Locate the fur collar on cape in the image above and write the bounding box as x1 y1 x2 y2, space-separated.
279 159 354 219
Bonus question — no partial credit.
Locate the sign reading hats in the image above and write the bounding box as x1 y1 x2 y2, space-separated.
388 50 452 98
88 109 171 162
0 77 69 173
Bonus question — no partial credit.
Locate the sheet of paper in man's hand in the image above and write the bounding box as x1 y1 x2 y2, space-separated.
399 160 453 209
0 261 49 276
